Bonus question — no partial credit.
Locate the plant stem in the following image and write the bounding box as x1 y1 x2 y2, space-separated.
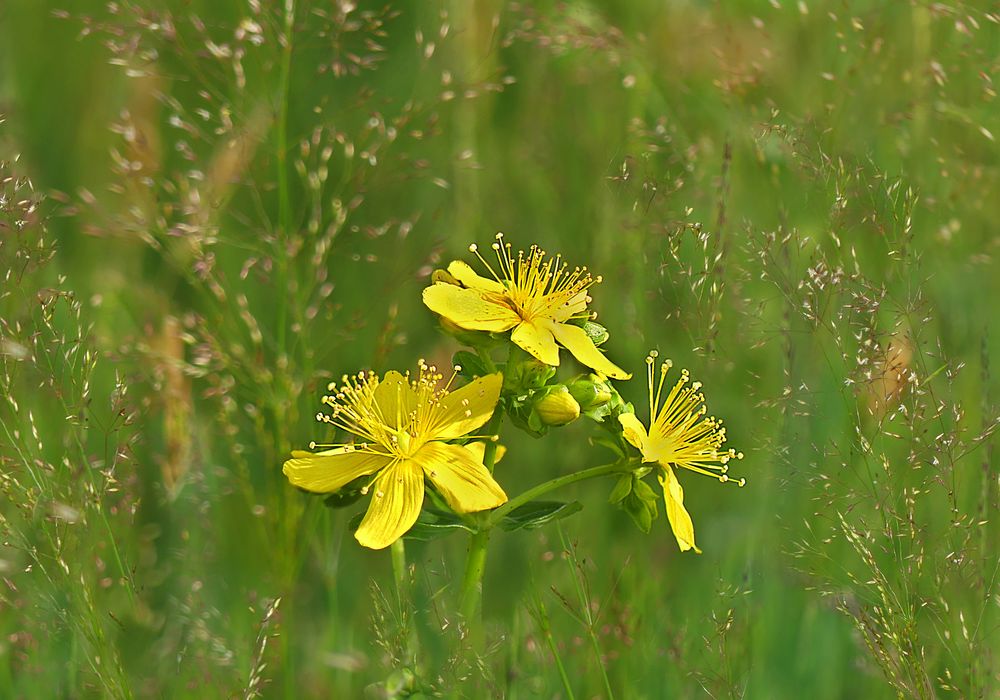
482 408 503 475
459 529 491 625
458 404 504 631
488 462 625 526
391 538 409 605
391 538 419 665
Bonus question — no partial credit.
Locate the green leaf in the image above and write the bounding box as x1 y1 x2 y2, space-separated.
608 473 633 504
345 507 474 542
453 350 490 379
620 477 659 534
590 433 625 457
526 408 545 433
404 508 475 541
507 399 550 438
632 477 659 507
499 500 583 531
623 493 654 533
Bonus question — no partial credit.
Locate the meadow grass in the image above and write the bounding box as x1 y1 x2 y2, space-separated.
1 1 998 697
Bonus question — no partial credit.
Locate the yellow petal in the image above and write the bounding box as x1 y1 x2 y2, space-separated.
511 320 560 366
355 460 424 549
283 448 391 493
659 467 701 553
552 289 589 322
543 319 631 380
422 283 520 332
447 260 506 293
372 370 416 429
463 441 506 464
430 372 503 439
617 413 649 454
413 442 507 513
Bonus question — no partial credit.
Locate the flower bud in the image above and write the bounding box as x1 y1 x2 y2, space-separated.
533 385 581 426
567 374 614 411
504 356 556 391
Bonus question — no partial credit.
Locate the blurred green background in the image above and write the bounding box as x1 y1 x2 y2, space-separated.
1 0 998 697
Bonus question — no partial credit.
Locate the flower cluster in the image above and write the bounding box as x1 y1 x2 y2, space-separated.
283 235 743 553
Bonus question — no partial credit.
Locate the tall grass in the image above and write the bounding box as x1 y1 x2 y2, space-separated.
1 1 998 697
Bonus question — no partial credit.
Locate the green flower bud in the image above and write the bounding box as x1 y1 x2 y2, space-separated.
504 354 557 391
532 385 581 426
568 373 614 411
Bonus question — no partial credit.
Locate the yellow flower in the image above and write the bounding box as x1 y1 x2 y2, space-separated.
283 362 508 550
617 352 744 553
422 234 630 380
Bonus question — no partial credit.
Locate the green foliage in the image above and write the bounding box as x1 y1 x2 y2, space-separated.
610 471 660 534
498 500 583 532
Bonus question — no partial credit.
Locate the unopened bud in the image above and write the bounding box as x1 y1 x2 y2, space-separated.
533 385 581 426
568 374 613 410
505 356 557 390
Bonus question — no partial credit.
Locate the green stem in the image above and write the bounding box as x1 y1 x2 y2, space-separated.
482 407 503 475
457 405 503 627
391 538 418 665
391 538 409 604
458 529 491 624
488 462 625 527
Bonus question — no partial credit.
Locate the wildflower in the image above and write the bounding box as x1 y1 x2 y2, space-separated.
617 352 744 552
422 234 630 379
283 363 508 549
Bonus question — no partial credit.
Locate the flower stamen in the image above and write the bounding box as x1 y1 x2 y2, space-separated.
642 352 745 485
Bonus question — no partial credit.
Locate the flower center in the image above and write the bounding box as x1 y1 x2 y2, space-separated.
471 233 599 323
394 428 414 457
644 352 745 486
311 361 462 460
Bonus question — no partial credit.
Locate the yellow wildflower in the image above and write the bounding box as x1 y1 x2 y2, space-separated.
283 362 508 550
422 234 630 379
617 352 744 553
